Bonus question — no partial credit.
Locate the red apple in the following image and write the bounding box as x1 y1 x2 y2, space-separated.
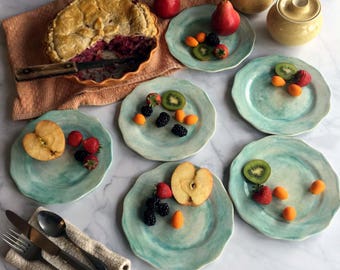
154 0 181 19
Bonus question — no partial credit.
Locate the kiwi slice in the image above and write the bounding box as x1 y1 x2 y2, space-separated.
275 62 298 80
192 44 213 61
242 159 271 184
161 90 186 111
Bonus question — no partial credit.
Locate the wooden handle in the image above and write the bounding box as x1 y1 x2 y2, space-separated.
15 62 78 81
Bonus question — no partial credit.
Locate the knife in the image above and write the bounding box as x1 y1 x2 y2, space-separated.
6 210 93 270
14 57 139 82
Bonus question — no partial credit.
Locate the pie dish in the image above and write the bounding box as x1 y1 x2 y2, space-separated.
10 110 113 204
232 55 330 135
118 76 216 161
46 0 158 85
122 162 234 270
165 5 255 72
229 135 340 240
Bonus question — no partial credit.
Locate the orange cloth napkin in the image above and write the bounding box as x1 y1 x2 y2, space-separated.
2 0 219 120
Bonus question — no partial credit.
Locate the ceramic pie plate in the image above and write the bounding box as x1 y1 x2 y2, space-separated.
118 76 216 161
232 55 331 135
229 135 340 240
122 162 234 270
10 110 113 204
165 4 255 72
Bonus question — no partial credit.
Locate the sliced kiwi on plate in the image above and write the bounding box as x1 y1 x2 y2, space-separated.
275 62 298 80
192 44 213 61
242 159 271 184
161 90 186 111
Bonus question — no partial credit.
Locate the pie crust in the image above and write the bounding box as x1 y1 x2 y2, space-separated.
46 0 158 62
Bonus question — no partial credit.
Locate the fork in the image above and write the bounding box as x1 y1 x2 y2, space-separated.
2 229 58 269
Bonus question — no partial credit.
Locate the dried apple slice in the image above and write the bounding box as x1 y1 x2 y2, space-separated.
171 162 213 206
22 120 65 161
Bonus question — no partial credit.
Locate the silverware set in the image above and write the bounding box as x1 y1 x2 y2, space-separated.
2 210 108 270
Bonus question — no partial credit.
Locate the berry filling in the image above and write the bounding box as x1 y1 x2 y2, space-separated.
71 35 156 82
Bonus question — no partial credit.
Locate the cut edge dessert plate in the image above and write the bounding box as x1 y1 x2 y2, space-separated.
118 76 216 161
10 110 113 204
122 162 234 270
165 4 255 72
232 55 331 135
228 135 340 240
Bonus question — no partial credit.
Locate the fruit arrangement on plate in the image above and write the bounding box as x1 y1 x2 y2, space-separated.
232 55 330 135
118 76 216 161
122 161 234 270
165 4 255 72
229 135 340 240
10 110 113 204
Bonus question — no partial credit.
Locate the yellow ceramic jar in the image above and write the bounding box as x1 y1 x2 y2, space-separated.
230 0 274 14
266 0 322 45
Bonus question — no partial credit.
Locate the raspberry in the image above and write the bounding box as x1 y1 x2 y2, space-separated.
206 32 220 47
141 105 153 117
156 112 170 127
157 202 170 217
252 185 272 205
171 124 188 137
143 209 156 226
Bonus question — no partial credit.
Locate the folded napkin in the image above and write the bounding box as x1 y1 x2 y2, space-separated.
1 0 219 121
5 207 131 270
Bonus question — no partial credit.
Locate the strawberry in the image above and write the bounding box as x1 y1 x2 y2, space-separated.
83 154 99 170
213 44 229 59
67 130 83 147
252 185 272 205
82 137 100 154
146 93 161 107
156 182 172 199
295 70 312 87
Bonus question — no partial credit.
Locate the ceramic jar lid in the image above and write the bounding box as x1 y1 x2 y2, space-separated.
277 0 321 22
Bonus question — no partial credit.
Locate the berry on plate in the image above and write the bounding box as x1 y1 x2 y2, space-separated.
156 182 172 199
213 44 229 59
82 137 100 154
252 185 272 205
67 130 83 147
83 154 99 170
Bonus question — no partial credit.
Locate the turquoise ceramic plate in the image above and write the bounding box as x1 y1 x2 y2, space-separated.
122 162 234 270
229 135 340 240
232 55 331 135
10 110 113 204
118 76 216 161
165 5 255 72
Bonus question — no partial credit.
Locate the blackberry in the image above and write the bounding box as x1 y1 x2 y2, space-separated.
140 105 153 117
146 196 160 210
74 150 89 162
156 112 170 127
157 202 170 217
171 124 188 137
143 209 156 226
206 32 220 47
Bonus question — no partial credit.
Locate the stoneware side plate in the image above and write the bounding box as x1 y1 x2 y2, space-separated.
165 4 255 72
232 55 331 135
118 76 216 161
10 110 113 204
228 135 340 240
122 162 234 270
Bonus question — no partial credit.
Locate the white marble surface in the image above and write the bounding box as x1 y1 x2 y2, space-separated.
1 1 340 270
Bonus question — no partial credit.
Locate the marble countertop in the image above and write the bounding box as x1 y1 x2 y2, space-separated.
1 1 340 270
